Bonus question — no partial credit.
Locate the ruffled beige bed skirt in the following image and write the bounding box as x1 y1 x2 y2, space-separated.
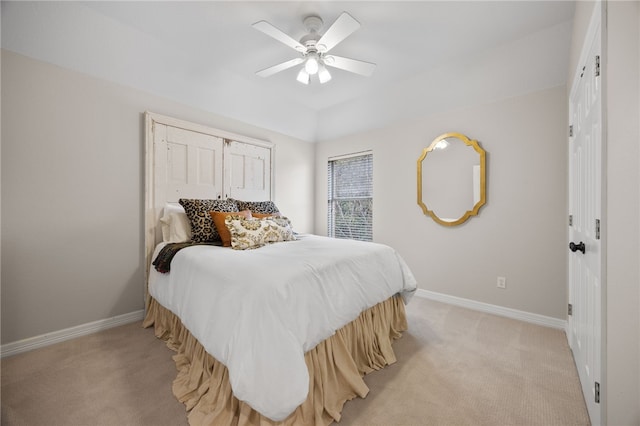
143 294 408 426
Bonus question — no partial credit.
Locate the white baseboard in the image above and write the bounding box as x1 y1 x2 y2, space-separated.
2 292 565 358
1 310 145 358
414 289 567 330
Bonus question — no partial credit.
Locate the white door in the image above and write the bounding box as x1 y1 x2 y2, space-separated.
224 139 272 201
154 123 224 203
567 6 603 424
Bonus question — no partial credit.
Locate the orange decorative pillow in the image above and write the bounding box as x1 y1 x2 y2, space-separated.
209 210 252 247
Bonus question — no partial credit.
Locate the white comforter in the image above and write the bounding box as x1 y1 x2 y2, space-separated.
148 234 417 421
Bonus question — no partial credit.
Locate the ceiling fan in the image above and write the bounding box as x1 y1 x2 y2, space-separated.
252 12 376 85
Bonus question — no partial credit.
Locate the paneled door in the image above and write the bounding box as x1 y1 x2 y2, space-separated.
224 139 272 201
567 5 603 424
154 123 225 202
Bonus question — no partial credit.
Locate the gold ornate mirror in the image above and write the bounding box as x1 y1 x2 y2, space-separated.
417 132 486 226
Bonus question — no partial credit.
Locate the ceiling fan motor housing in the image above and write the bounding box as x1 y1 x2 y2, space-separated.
300 36 320 50
300 15 324 51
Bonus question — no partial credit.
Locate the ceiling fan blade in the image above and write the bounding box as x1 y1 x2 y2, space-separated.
253 21 306 52
324 55 376 77
317 12 360 52
256 57 304 78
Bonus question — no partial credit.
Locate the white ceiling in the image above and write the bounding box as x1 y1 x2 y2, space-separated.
1 1 576 142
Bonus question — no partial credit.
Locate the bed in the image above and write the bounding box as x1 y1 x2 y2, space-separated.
143 112 417 425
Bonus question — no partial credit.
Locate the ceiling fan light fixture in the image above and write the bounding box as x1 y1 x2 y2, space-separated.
296 69 310 85
318 65 332 84
304 55 319 75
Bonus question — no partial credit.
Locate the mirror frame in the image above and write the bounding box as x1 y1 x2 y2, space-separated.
417 132 486 226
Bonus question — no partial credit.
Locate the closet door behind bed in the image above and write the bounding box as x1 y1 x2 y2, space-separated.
154 123 224 203
224 139 272 201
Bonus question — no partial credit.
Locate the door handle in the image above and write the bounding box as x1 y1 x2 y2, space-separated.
569 241 585 254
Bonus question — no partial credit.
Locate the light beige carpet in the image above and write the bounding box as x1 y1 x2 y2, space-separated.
1 297 590 425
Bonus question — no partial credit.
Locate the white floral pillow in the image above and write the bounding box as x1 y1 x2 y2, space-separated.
225 216 296 250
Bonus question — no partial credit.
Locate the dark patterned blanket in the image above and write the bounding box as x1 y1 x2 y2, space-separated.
152 241 220 273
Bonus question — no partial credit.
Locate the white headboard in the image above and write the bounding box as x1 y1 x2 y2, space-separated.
144 112 274 284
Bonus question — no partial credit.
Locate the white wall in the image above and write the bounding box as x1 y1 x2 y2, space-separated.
315 86 568 319
1 50 315 344
601 1 640 423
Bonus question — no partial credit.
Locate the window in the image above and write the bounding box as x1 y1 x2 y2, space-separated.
327 152 373 241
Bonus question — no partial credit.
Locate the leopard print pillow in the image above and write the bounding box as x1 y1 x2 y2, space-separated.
230 199 280 215
179 198 238 242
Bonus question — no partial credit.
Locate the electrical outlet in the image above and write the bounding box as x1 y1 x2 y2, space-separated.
497 276 506 289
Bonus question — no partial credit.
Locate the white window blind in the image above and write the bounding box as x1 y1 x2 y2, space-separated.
327 152 373 241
